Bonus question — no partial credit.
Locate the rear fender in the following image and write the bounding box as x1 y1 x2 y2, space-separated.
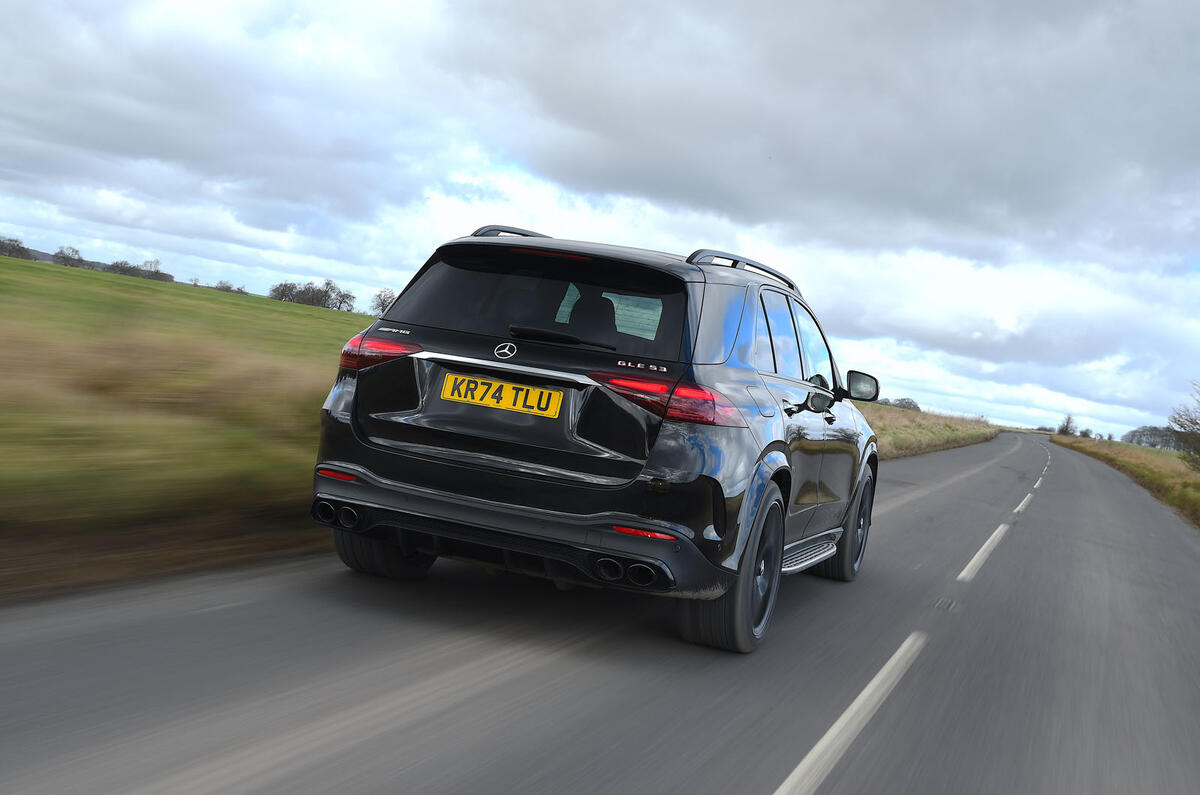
724 449 788 571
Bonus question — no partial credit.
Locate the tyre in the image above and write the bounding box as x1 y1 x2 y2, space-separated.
332 529 436 580
813 471 874 582
677 482 784 653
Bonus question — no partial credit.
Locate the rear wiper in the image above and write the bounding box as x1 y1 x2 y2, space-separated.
508 324 616 351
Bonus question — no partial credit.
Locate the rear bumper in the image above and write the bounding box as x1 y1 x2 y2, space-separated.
312 464 735 599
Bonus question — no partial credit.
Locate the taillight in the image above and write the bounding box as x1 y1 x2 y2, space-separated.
589 373 746 427
339 332 423 370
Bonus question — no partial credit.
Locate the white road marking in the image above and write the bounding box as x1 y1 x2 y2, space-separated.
774 632 928 795
1015 493 1033 513
1034 477 1043 489
956 523 1010 583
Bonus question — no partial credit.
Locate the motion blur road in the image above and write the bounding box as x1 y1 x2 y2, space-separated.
3 433 1199 794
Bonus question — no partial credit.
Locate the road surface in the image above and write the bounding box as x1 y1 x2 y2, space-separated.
3 432 1199 793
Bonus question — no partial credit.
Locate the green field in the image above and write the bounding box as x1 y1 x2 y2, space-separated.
0 255 373 598
0 256 1007 599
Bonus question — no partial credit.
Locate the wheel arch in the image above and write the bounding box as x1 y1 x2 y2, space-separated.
724 449 788 572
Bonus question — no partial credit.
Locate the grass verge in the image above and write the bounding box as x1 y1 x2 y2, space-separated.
857 401 1001 459
1051 435 1200 528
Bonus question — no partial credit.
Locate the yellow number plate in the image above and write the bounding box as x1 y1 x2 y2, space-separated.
439 374 564 419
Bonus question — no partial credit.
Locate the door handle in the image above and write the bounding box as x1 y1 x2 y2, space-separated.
823 411 836 425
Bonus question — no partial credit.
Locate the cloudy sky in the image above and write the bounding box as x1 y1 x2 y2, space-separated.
2 0 1198 436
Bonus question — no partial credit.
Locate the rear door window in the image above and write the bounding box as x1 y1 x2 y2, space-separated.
761 290 804 380
753 295 776 372
387 245 688 360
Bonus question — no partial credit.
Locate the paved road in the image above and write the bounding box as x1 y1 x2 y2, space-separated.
3 433 1199 794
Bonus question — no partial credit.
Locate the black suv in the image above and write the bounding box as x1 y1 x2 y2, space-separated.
313 225 880 652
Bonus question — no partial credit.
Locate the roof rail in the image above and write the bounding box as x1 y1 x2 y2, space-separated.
471 225 551 238
685 249 798 292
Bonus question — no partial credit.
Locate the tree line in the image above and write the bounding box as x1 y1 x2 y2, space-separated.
1056 384 1200 474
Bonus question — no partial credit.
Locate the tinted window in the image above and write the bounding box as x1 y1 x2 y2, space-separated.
790 299 834 389
691 283 747 364
753 296 776 372
387 246 687 360
761 290 803 380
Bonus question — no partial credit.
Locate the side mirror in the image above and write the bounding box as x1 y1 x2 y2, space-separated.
846 370 880 402
805 391 834 413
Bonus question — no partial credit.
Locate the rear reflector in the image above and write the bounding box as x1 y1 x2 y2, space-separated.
340 332 423 370
589 373 746 427
316 469 357 482
613 525 675 541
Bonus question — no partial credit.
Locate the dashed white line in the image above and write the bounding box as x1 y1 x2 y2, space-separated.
1015 493 1033 513
1034 477 1043 489
773 632 928 795
956 523 1010 583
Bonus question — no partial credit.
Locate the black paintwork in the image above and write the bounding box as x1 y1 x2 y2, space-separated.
313 233 878 600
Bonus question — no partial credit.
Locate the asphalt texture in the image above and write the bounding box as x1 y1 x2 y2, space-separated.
3 432 1199 794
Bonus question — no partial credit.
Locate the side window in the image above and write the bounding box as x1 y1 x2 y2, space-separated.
753 296 776 372
790 299 835 390
761 291 803 380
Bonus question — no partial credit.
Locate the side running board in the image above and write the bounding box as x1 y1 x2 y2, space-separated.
781 540 837 574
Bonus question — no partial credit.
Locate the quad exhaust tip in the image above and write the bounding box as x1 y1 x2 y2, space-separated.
595 557 624 582
314 501 336 523
337 506 359 529
627 563 657 587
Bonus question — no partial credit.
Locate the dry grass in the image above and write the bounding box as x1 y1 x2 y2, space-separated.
1051 435 1200 528
857 402 1001 459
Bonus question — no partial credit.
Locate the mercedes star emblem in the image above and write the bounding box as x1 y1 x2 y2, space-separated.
494 342 517 359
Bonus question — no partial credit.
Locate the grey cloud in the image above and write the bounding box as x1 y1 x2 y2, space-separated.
438 0 1200 267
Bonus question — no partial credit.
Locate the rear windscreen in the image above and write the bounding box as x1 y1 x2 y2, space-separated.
387 246 688 360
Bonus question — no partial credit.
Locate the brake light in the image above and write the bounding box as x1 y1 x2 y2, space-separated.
613 525 675 540
665 383 746 427
339 333 423 369
511 247 591 261
589 373 746 427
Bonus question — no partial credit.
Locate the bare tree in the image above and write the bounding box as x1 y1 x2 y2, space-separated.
53 246 84 267
214 280 235 292
0 237 31 259
1169 382 1200 473
1057 414 1077 436
142 258 161 271
892 397 922 411
1080 428 1093 439
371 288 396 316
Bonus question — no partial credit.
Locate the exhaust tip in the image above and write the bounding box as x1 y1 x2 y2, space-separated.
595 557 624 582
627 563 657 588
337 506 359 529
314 501 336 523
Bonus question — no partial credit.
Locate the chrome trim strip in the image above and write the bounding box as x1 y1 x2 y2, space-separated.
410 351 596 385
